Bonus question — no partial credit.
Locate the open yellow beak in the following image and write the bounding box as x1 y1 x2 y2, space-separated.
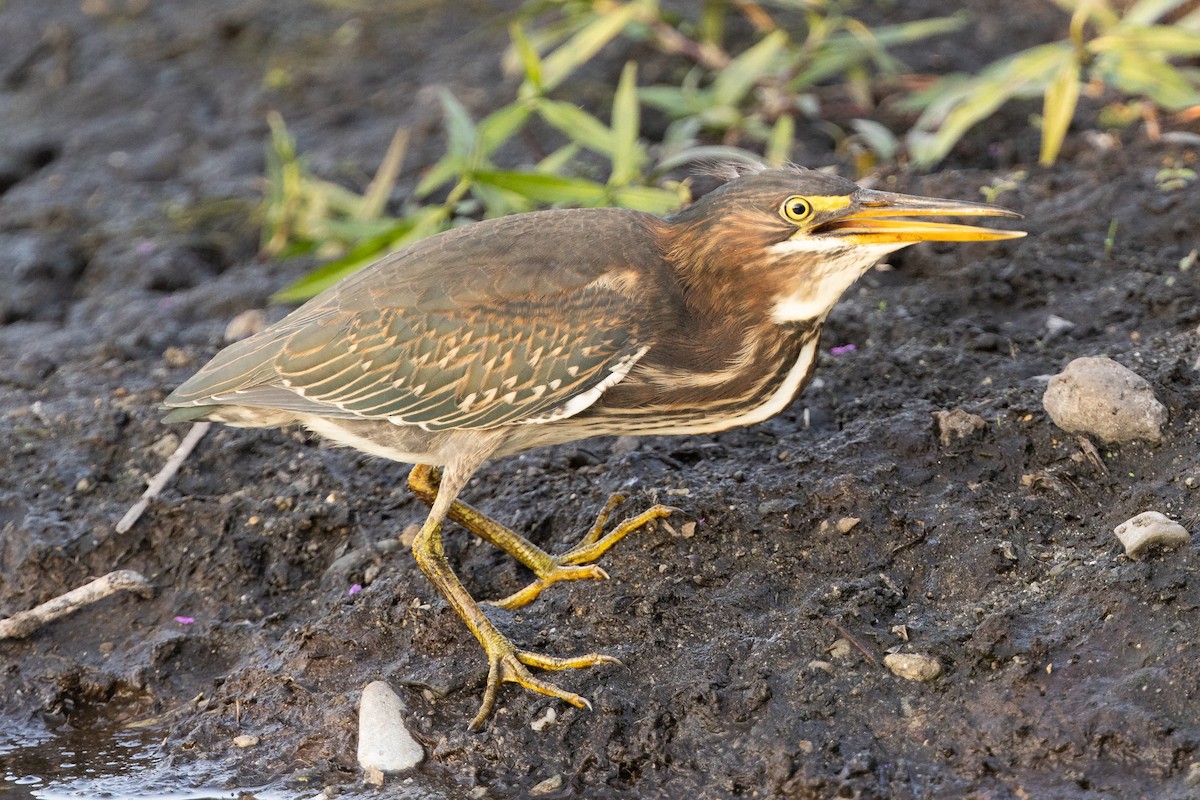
815 189 1026 244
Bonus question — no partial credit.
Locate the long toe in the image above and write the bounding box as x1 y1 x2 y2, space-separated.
469 641 620 730
489 502 675 609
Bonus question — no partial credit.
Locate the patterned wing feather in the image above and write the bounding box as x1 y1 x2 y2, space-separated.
165 207 669 429
169 287 646 431
275 288 642 430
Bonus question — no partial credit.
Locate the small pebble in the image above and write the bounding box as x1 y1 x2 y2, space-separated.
836 516 860 534
232 734 259 748
357 681 424 773
1113 511 1191 560
163 346 192 367
1042 357 1166 443
149 433 181 460
884 653 942 682
530 774 564 795
827 638 851 659
1045 314 1075 335
224 309 267 342
933 409 988 447
530 706 557 732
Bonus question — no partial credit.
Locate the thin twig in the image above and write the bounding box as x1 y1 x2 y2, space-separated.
116 421 210 533
825 617 879 665
0 570 153 639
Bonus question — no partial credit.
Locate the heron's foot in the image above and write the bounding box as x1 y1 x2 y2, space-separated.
488 497 674 610
470 630 620 731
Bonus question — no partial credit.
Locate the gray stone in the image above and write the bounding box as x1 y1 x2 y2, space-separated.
357 681 423 773
933 408 987 447
1042 357 1166 443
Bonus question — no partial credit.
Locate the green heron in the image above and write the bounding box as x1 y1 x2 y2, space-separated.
165 166 1024 729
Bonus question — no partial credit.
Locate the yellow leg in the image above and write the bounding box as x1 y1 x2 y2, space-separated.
407 463 629 730
407 465 673 610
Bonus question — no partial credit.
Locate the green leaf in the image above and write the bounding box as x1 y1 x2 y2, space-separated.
1097 49 1200 109
653 144 766 175
1090 25 1200 57
711 29 788 107
610 61 643 186
438 89 476 160
765 114 795 166
638 85 703 116
509 23 543 92
850 119 899 160
536 143 581 175
272 207 449 301
540 1 644 93
611 185 687 215
907 43 1072 168
414 155 466 198
473 170 608 205
537 100 614 155
1123 0 1190 26
359 127 408 221
793 16 963 89
1040 54 1082 165
476 102 532 160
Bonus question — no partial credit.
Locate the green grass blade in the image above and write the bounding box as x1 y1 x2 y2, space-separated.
765 114 794 166
540 1 644 93
1097 49 1200 109
610 61 643 186
638 85 702 116
1091 25 1200 57
536 143 581 174
272 207 449 302
358 127 408 220
1123 0 1190 26
1040 54 1082 165
414 155 466 198
537 101 614 155
611 184 687 214
712 29 788 107
473 170 609 205
908 43 1071 167
509 22 543 92
476 102 532 160
438 89 477 160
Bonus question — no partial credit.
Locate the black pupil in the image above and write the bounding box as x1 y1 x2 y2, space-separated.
791 200 808 217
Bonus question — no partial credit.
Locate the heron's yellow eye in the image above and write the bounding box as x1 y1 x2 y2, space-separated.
780 196 814 223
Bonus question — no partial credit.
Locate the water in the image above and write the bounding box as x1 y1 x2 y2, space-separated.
1 719 453 799
0 721 284 800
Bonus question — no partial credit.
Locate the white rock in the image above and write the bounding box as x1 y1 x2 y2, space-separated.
357 681 423 773
1042 357 1166 443
530 774 564 795
884 653 942 682
1045 314 1076 335
1113 511 1191 560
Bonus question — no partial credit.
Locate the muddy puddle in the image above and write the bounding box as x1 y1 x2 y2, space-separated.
1 722 241 799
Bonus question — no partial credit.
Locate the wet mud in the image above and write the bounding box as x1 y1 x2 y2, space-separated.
2 1 1199 798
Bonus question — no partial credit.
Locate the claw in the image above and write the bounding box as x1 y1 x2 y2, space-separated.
468 643 618 731
491 501 675 609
